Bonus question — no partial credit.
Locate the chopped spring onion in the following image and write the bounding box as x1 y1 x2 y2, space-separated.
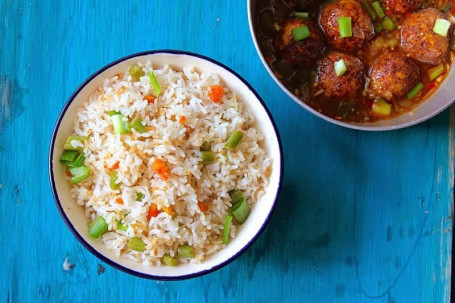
292 12 309 19
433 19 451 37
338 17 352 38
108 110 120 116
200 151 215 165
407 82 424 99
371 1 385 18
428 63 445 80
136 192 144 201
334 59 347 77
162 254 178 266
116 220 128 231
128 237 146 252
148 71 161 96
60 150 79 165
223 215 233 244
374 23 383 33
129 117 145 133
230 198 250 224
177 245 195 258
228 189 244 204
382 17 396 31
128 65 144 82
361 0 377 20
88 216 108 239
224 130 244 150
200 141 211 151
68 152 85 167
63 135 87 151
371 99 392 117
68 166 90 184
110 171 120 190
111 114 129 134
292 25 311 41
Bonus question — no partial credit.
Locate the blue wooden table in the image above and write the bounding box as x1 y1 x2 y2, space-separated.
1 1 453 302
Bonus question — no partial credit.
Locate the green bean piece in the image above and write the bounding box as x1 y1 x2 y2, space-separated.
129 65 144 82
68 166 90 184
228 189 244 204
128 237 146 252
162 254 178 266
88 216 108 239
200 141 211 151
129 117 146 133
63 135 87 151
230 198 250 224
223 215 233 244
109 171 120 190
60 150 79 165
224 130 244 150
177 245 195 258
136 192 144 201
200 151 215 165
116 220 128 231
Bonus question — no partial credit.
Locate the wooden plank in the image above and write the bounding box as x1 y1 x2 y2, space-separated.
0 0 452 302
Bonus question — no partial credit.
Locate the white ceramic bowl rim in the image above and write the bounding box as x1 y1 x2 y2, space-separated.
247 0 455 131
48 49 284 280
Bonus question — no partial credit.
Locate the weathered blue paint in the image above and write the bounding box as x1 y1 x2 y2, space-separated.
0 0 453 302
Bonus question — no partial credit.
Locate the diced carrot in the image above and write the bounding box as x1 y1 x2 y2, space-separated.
144 95 156 104
179 116 186 124
147 203 161 221
116 197 124 205
198 201 209 212
428 82 437 89
152 158 170 181
65 168 72 177
208 85 225 103
162 205 175 216
111 162 119 170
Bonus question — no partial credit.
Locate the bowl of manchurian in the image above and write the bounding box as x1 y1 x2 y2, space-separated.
249 0 455 130
49 50 282 280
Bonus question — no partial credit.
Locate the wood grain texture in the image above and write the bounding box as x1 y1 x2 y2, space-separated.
0 0 453 302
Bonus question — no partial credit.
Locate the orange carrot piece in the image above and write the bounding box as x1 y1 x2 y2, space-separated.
65 168 72 177
208 85 225 103
152 158 170 181
179 116 186 124
147 204 161 221
116 197 124 205
144 95 156 104
162 205 175 216
198 201 209 212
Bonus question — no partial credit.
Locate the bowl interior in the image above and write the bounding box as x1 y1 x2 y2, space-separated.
50 51 282 279
248 0 455 130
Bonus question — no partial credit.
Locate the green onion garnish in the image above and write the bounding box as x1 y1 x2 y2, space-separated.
136 192 144 201
129 65 144 82
338 17 352 38
428 63 445 80
223 215 233 244
291 25 311 41
361 0 377 20
177 245 195 258
200 141 211 151
60 150 79 165
200 151 215 165
433 19 451 37
116 220 128 231
63 135 87 151
224 130 244 150
371 99 392 117
371 1 385 18
407 82 423 99
68 166 90 184
292 12 309 19
228 189 244 204
129 117 146 133
67 152 85 167
88 216 108 239
334 59 347 77
162 254 178 266
148 71 161 96
110 171 120 190
374 23 383 33
111 114 129 134
382 17 396 31
128 237 146 252
230 198 250 224
108 110 121 116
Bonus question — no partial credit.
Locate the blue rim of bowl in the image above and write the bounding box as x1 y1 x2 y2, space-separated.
49 49 284 281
